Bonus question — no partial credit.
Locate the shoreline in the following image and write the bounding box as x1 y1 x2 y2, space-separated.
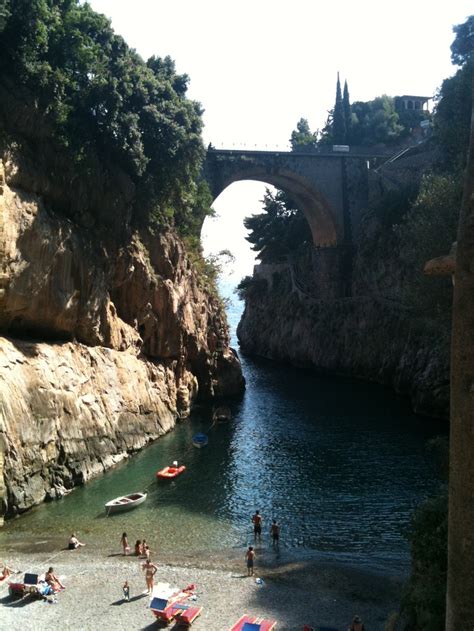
0 545 404 630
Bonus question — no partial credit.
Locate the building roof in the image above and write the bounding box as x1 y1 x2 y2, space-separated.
398 95 432 101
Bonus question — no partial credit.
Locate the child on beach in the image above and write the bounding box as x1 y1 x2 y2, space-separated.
144 544 150 561
122 580 130 601
245 546 255 577
134 540 142 556
121 532 131 555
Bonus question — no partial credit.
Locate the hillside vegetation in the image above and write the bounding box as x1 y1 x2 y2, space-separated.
0 0 211 234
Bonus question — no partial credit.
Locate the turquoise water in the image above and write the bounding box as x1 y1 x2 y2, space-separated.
0 287 446 574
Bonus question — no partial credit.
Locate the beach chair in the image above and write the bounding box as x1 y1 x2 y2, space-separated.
172 601 203 626
150 596 178 623
230 614 277 631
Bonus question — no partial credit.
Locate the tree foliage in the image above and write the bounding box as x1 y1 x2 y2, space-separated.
244 189 312 263
343 80 352 140
394 173 462 317
432 15 473 171
349 96 403 145
290 118 318 152
332 73 346 144
402 492 448 631
450 14 473 66
0 0 209 233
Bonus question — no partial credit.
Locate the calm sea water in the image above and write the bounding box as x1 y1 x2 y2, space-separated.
0 283 446 574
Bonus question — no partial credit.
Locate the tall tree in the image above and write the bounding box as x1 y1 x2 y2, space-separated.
333 72 346 144
290 118 318 152
343 80 352 142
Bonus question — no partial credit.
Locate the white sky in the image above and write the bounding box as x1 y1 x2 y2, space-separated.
89 0 472 281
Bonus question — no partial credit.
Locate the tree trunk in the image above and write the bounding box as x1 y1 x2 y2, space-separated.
446 98 474 629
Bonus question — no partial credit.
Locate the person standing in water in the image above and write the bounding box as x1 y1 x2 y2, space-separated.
270 519 280 548
251 510 262 542
349 615 365 631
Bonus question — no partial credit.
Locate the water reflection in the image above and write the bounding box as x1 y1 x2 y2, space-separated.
0 292 446 575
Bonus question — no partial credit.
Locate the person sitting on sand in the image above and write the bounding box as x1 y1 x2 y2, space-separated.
142 559 158 594
121 532 131 555
45 567 65 592
0 562 12 582
134 539 142 556
68 533 85 550
349 614 365 631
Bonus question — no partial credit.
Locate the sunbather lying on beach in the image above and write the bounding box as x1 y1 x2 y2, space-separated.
0 563 12 582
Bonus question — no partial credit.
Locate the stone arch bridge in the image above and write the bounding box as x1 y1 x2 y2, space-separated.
203 148 387 247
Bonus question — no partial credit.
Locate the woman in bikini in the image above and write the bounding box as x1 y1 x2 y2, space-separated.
142 559 158 594
45 567 65 592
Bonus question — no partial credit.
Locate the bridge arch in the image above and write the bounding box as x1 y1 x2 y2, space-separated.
209 167 339 247
203 149 371 248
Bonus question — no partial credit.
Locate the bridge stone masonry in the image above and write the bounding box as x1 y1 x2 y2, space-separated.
203 147 388 297
203 147 388 247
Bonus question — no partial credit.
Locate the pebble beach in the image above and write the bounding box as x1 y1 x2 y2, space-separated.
0 542 403 631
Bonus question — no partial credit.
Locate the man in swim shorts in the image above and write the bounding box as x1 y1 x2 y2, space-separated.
251 510 262 542
245 546 255 576
270 519 280 548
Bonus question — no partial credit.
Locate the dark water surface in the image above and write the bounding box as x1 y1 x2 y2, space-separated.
0 289 446 575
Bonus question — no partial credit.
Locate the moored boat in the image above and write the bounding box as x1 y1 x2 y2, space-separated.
156 465 186 479
192 433 208 448
213 405 231 422
105 492 147 515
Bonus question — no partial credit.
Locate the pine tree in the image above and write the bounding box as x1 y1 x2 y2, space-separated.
343 80 352 143
333 72 346 144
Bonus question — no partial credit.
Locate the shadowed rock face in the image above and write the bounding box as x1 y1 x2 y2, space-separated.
0 158 244 517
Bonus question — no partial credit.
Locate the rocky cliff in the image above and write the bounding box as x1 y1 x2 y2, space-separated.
238 268 449 418
0 157 244 518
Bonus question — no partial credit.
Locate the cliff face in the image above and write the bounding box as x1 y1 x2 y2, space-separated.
238 207 451 420
238 270 449 418
0 157 244 517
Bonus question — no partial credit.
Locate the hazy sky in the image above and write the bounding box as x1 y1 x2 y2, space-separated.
89 0 472 281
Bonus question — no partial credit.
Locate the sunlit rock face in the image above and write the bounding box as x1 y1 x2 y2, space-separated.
0 158 244 517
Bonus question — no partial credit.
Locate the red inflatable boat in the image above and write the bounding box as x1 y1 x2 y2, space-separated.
156 465 186 479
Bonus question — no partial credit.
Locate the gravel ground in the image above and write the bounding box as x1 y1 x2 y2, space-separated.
0 546 403 631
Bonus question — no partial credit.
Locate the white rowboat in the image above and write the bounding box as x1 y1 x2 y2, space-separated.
105 492 147 515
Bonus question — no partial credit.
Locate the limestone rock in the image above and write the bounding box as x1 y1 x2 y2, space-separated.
0 158 244 517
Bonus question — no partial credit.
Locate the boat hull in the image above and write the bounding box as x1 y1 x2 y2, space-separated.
105 493 147 514
156 465 186 479
192 433 208 448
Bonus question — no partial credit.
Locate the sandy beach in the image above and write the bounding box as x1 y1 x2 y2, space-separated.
0 542 403 631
